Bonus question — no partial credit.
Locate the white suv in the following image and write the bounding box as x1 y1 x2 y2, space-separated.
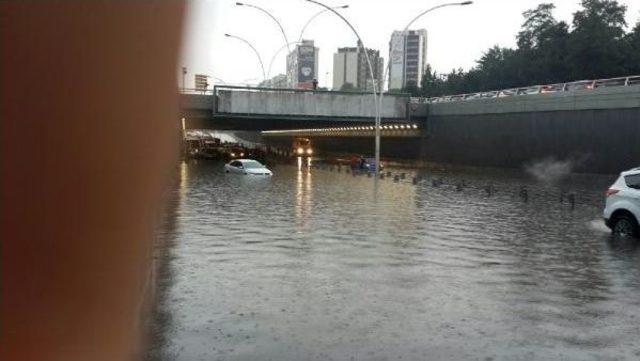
604 167 640 238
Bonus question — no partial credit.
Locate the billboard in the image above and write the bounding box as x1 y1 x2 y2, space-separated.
389 33 405 90
297 45 316 83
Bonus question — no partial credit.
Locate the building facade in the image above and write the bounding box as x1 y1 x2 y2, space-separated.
332 41 384 91
258 74 288 88
286 40 319 89
388 29 428 90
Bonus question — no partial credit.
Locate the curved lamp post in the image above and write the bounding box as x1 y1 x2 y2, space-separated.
236 2 291 53
267 41 303 80
262 6 349 86
304 0 382 176
224 33 266 81
297 5 349 43
376 1 473 168
381 1 472 93
265 6 348 85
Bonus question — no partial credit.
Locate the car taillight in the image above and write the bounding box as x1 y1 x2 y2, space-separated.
606 188 619 197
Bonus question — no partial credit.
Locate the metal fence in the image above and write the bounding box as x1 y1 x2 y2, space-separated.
410 75 640 104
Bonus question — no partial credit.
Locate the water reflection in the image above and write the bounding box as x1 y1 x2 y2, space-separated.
148 161 640 361
295 157 312 230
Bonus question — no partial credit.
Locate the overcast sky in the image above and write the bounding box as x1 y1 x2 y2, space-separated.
179 0 640 88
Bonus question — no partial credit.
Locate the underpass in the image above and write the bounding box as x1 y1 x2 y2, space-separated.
179 78 640 173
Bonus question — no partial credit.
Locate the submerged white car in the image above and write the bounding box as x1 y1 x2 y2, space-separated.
224 159 272 176
604 167 640 238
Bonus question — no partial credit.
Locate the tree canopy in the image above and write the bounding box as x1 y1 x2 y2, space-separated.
416 0 639 97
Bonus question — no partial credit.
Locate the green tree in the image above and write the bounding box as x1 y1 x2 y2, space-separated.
568 0 628 79
403 81 420 96
623 21 640 74
420 64 446 97
517 3 559 50
415 0 637 98
517 3 570 84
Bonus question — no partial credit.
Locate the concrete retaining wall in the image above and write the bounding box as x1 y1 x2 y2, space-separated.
423 108 639 174
216 90 408 119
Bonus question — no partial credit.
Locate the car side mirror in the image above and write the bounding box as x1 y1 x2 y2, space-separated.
237 165 244 169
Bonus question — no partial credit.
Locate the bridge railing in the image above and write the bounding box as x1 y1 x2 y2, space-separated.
180 87 214 95
211 85 411 98
410 75 640 104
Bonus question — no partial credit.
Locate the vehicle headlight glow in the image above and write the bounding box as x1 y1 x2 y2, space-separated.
297 147 304 154
306 148 313 155
230 152 236 157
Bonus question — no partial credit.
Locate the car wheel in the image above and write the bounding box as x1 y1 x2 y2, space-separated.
612 214 639 238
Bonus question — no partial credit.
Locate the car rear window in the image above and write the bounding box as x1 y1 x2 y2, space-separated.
625 174 640 189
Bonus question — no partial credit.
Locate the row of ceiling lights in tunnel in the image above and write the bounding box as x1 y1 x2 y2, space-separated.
263 124 420 134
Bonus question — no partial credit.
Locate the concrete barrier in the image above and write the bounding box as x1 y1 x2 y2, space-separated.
216 88 409 119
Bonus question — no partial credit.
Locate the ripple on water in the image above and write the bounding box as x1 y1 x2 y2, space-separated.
148 161 640 361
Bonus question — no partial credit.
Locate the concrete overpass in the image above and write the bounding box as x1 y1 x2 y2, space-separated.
179 79 639 173
179 86 413 130
258 82 639 174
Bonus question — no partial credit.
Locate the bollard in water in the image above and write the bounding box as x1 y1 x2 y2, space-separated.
519 186 529 202
412 177 418 185
559 191 565 203
386 171 392 177
456 183 463 192
394 175 400 182
367 172 372 178
568 193 576 209
380 173 385 180
400 173 406 180
484 184 493 197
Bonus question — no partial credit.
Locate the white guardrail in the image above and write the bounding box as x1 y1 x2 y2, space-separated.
410 75 640 104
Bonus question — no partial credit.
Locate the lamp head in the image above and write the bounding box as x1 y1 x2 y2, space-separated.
236 2 244 6
460 1 473 5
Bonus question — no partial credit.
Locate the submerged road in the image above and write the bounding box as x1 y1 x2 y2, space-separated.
147 160 640 361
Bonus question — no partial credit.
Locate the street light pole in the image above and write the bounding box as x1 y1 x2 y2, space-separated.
376 1 472 171
224 33 267 82
267 41 303 81
236 2 291 53
297 5 349 44
304 0 382 177
380 1 473 103
262 6 348 86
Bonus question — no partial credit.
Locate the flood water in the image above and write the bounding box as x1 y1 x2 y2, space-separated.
147 160 640 361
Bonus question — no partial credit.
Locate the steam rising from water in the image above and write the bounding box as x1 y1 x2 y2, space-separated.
525 158 574 184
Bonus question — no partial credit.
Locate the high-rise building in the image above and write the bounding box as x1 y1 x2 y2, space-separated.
388 29 428 90
286 40 319 89
332 41 384 92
